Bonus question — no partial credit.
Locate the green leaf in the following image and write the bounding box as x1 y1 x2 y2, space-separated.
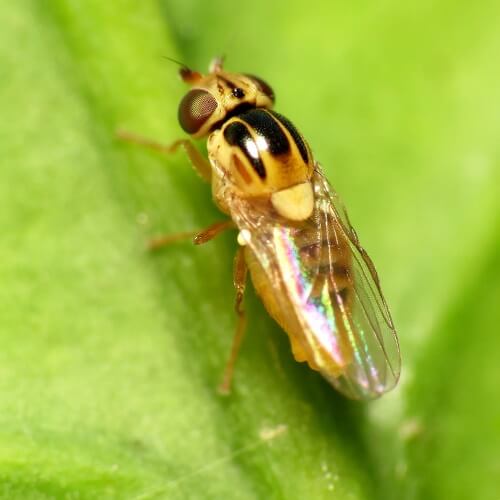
1 1 498 499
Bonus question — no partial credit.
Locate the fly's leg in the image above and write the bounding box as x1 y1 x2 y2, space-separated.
116 130 229 249
218 246 248 395
147 220 234 251
193 220 235 245
116 129 211 182
147 230 197 251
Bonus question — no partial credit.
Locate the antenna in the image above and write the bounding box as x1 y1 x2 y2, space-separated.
161 55 190 70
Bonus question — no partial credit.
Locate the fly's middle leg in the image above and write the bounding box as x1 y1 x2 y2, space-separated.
148 220 234 251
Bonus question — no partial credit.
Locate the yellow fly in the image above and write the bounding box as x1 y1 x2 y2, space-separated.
118 58 401 399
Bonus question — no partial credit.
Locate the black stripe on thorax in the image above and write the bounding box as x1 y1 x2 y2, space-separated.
238 109 290 156
269 111 309 163
223 121 266 179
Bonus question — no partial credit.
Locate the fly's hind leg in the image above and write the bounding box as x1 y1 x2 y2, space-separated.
218 246 248 395
116 129 212 182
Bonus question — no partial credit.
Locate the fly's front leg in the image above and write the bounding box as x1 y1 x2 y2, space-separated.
218 246 248 395
116 129 212 182
148 220 234 251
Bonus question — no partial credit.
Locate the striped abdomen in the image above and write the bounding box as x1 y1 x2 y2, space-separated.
293 216 353 308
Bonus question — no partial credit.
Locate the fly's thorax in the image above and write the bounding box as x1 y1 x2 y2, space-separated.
208 109 315 221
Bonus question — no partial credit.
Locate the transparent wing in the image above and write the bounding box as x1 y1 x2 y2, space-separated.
228 165 400 399
312 166 401 398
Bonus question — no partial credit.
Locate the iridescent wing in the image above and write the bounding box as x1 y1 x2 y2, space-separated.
228 165 400 399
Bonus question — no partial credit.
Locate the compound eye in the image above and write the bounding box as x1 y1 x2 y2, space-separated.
245 74 275 103
178 89 218 134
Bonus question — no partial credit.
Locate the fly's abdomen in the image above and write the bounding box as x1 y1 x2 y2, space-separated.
294 218 353 307
246 214 354 376
274 215 355 374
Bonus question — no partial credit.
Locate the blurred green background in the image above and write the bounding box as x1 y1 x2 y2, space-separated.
0 1 499 499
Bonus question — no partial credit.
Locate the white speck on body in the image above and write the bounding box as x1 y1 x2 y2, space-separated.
237 229 251 246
